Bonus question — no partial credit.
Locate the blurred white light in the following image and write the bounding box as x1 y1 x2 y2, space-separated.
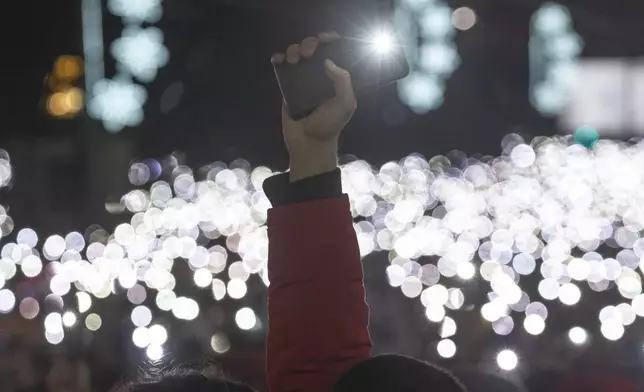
558 283 581 305
492 316 515 335
21 255 42 277
437 339 456 358
599 306 619 323
19 297 40 319
227 279 247 299
523 314 545 335
3 124 644 360
108 0 162 23
43 235 66 260
87 0 167 133
156 289 176 311
616 303 636 325
132 326 151 347
148 324 167 345
210 333 231 354
481 300 506 322
568 326 587 345
600 320 624 341
452 7 476 31
533 3 571 33
394 0 458 113
62 311 76 327
440 316 457 338
212 279 227 301
387 265 406 287
497 349 518 370
65 231 85 251
16 228 38 248
76 292 92 313
235 307 256 330
111 27 169 83
45 330 64 345
45 312 63 333
0 289 16 313
633 294 644 316
85 313 102 331
530 3 583 115
193 268 212 287
456 262 475 280
401 276 423 298
171 296 199 320
425 304 446 322
88 78 147 132
146 344 163 360
567 258 591 281
131 305 153 327
510 145 536 168
370 31 395 54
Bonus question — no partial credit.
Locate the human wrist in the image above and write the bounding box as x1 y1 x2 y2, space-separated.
288 141 338 182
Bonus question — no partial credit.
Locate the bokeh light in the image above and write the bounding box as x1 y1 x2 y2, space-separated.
395 0 459 112
0 133 643 358
497 349 518 370
574 126 599 149
210 333 231 354
62 311 77 327
530 3 583 115
54 55 83 80
437 338 456 358
568 326 588 345
146 344 164 360
452 7 476 31
235 307 257 330
19 297 40 319
85 313 102 331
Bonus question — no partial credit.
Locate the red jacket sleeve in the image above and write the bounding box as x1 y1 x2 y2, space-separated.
266 195 372 392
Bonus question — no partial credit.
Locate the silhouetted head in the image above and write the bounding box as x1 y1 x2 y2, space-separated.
114 365 256 392
455 370 523 392
334 355 467 391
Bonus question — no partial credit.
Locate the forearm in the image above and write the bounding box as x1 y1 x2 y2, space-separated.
266 197 371 392
267 29 364 391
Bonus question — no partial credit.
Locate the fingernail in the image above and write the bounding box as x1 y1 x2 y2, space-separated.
325 59 337 68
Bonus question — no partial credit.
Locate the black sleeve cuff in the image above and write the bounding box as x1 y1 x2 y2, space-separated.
262 168 343 207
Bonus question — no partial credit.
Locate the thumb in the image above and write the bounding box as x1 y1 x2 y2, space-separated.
324 59 356 107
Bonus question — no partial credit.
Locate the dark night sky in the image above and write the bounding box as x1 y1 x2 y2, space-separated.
6 0 644 233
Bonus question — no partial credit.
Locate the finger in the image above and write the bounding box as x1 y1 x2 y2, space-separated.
300 37 319 58
319 31 341 43
286 44 301 64
324 59 356 110
271 53 285 64
281 101 293 121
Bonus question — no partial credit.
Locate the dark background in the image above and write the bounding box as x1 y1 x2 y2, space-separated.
12 0 644 231
2 0 644 390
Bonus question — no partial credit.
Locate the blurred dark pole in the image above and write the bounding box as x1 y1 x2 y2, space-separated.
79 0 134 231
79 120 134 230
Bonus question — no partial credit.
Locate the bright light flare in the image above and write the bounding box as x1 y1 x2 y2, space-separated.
497 349 518 370
146 344 163 360
62 311 77 327
568 326 588 345
369 31 395 54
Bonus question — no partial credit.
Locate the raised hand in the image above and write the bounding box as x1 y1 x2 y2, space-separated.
271 31 357 182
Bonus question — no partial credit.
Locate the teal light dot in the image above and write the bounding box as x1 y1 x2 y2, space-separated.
574 126 599 149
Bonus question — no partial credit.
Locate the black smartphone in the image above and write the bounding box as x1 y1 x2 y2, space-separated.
273 28 410 119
